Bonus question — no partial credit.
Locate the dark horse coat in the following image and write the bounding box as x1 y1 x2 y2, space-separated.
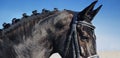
0 1 102 58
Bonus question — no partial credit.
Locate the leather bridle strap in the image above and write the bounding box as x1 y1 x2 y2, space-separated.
88 54 99 58
64 12 81 58
77 21 95 29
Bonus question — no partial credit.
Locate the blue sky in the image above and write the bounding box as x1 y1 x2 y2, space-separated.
0 0 120 51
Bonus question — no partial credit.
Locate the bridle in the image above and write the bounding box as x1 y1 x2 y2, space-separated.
64 12 99 58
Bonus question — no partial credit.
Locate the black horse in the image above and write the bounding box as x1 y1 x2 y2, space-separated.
0 1 102 58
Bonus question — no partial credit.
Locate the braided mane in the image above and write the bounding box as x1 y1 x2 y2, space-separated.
0 9 60 40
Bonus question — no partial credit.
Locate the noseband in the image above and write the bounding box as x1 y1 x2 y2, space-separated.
64 12 99 58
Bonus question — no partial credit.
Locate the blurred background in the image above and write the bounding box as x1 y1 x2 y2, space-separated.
0 0 120 58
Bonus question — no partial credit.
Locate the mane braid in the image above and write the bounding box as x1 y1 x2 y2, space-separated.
1 11 60 40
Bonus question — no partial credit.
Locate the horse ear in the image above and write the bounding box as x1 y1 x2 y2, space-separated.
80 1 98 16
78 1 102 22
77 1 98 21
90 5 102 21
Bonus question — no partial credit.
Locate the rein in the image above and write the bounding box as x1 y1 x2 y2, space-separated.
64 12 99 58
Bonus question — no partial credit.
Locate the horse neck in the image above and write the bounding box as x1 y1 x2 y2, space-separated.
0 12 62 58
0 11 73 58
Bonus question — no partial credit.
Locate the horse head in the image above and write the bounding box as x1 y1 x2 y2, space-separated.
76 1 102 58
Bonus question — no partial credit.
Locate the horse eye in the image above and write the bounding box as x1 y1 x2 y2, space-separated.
82 36 88 39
